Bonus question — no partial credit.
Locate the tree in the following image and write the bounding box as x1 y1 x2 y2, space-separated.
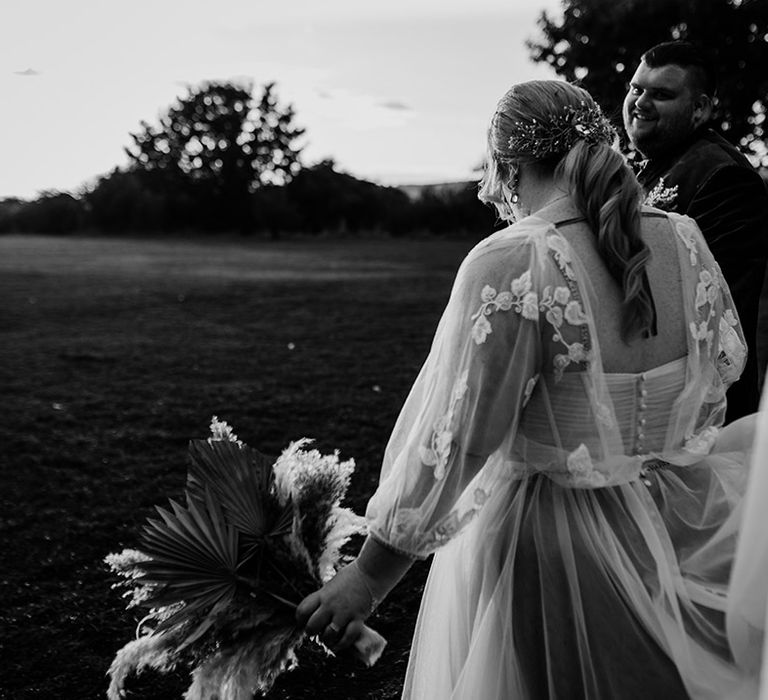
528 0 768 164
126 81 304 231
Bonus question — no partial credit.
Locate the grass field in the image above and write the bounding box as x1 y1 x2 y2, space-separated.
3 232 767 700
0 233 478 700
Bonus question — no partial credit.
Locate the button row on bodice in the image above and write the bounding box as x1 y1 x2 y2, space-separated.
634 376 648 456
636 376 653 485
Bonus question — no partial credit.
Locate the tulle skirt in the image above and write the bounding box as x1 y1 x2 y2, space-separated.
401 448 760 700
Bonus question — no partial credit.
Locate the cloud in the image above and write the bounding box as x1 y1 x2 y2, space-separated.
307 88 414 130
379 100 411 111
315 91 410 112
14 68 41 77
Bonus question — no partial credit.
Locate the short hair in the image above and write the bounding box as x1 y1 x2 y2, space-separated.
641 41 717 97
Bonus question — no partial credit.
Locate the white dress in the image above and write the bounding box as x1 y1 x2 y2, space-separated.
365 210 761 699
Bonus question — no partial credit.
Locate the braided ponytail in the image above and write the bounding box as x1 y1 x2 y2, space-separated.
557 141 656 341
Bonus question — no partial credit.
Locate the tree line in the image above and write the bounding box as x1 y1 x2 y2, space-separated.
0 81 496 238
0 160 495 239
2 0 766 238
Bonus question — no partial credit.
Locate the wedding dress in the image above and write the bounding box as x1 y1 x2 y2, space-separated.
365 209 761 699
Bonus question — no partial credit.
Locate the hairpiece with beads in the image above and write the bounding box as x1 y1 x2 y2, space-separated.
507 101 616 160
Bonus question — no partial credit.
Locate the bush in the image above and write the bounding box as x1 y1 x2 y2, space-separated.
84 169 200 233
0 192 84 234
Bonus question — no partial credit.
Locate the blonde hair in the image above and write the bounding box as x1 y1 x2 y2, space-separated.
479 80 655 341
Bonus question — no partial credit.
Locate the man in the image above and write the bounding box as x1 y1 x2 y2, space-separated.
624 40 768 421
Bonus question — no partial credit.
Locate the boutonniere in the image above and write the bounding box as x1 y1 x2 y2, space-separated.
644 177 679 209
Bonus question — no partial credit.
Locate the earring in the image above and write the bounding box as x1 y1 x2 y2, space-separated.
500 188 517 223
497 164 522 223
508 166 520 204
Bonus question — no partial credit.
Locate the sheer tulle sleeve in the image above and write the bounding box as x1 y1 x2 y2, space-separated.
365 229 543 558
672 212 747 387
663 213 748 452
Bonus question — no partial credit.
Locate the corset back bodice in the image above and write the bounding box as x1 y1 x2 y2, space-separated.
514 357 688 472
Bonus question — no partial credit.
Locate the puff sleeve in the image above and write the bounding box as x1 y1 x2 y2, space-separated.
365 230 544 558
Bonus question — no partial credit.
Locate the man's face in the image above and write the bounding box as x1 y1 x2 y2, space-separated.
623 61 705 159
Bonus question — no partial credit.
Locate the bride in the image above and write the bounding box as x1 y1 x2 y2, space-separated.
296 79 765 699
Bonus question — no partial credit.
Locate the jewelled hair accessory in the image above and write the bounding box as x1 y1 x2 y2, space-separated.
507 101 616 159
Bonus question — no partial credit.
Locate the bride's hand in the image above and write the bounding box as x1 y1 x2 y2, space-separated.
296 561 375 652
296 537 413 655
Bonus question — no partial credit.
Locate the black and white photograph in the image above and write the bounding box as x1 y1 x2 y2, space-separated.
3 1 768 698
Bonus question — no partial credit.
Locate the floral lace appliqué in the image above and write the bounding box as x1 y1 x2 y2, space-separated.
545 235 592 381
644 177 679 209
694 268 718 309
674 219 699 266
522 374 539 406
419 370 469 479
471 242 590 381
385 486 491 555
539 283 590 381
547 235 576 280
684 426 719 456
566 443 607 487
471 271 538 345
426 487 490 545
689 268 721 354
717 309 746 383
594 401 614 427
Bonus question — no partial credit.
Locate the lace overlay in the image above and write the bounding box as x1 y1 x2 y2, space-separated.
675 216 699 266
470 272 537 345
545 234 591 380
418 371 468 480
674 215 746 387
718 311 746 383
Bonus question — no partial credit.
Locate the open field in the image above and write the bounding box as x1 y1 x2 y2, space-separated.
2 232 767 700
0 233 477 700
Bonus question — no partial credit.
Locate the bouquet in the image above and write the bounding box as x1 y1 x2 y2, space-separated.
105 417 385 699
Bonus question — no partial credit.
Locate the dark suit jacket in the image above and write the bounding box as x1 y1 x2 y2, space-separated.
637 128 768 421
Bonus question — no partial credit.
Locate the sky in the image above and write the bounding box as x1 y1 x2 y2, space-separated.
1 0 563 200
